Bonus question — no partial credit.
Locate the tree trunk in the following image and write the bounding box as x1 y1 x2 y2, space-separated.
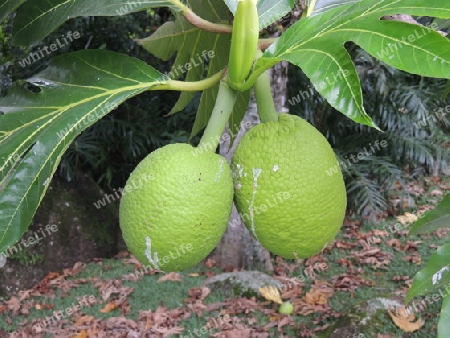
211 62 289 271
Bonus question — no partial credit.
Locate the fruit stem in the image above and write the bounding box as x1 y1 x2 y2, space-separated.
198 79 238 151
150 69 224 92
254 68 278 123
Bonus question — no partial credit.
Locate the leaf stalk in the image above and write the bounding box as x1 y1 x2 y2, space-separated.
175 1 232 33
150 69 225 92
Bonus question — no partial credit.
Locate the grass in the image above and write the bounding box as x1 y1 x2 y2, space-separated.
0 174 448 337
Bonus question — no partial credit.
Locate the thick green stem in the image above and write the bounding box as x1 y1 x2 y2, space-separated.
150 69 224 92
254 70 278 123
198 80 238 151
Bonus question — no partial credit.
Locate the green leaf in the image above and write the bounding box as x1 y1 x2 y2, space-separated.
0 49 165 254
443 80 450 99
406 243 450 303
139 0 250 140
0 0 23 23
409 194 450 235
138 0 231 116
12 0 184 46
254 0 450 128
312 0 360 15
433 17 450 30
222 0 295 29
438 292 450 338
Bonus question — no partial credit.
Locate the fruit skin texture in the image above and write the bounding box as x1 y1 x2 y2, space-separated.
232 114 347 259
119 143 234 272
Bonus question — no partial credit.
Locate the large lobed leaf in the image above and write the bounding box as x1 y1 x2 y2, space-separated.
312 0 360 15
406 243 450 303
0 49 166 254
223 0 295 29
409 193 450 235
11 0 183 46
138 0 252 139
406 194 450 308
253 0 450 128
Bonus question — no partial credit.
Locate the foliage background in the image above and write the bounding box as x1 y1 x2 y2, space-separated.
1 11 197 189
1 12 449 220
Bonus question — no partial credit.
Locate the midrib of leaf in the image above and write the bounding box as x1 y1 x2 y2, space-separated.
269 0 450 59
205 0 222 21
1 79 155 139
299 46 364 112
0 82 150 244
270 5 375 57
15 0 74 37
259 1 281 22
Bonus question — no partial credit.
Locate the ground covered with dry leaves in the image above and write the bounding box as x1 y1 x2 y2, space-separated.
0 175 449 338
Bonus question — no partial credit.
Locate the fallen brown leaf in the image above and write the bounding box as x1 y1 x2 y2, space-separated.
6 297 20 316
204 258 216 268
388 306 424 332
63 262 86 277
187 287 210 301
158 272 182 283
259 285 282 304
188 273 200 277
99 301 118 313
396 212 418 225
386 238 401 250
33 271 60 293
403 252 421 265
122 255 142 268
74 315 95 326
429 189 443 196
403 241 422 252
334 239 355 249
76 330 88 338
305 290 328 305
332 274 374 292
435 228 450 239
392 276 411 282
154 326 184 337
35 303 54 310
277 315 295 330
